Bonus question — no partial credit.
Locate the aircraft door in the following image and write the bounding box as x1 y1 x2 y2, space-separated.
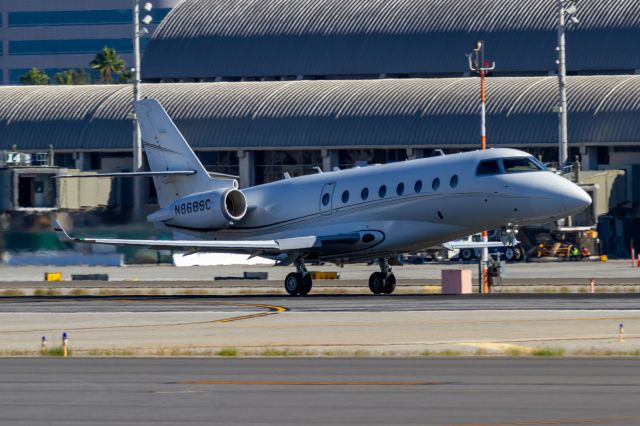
319 183 335 215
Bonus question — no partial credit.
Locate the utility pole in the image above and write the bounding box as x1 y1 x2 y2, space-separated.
467 41 495 295
556 0 578 169
132 1 153 219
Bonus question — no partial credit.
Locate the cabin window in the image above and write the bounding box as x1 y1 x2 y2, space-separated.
432 178 440 191
476 159 501 176
414 180 423 193
396 182 404 196
322 193 330 206
503 157 544 173
378 185 387 198
361 187 369 200
450 175 459 188
341 190 350 203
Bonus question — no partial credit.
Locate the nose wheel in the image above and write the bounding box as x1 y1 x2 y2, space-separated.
284 259 313 296
368 258 396 295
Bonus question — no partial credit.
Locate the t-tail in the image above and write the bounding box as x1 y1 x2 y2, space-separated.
135 99 248 229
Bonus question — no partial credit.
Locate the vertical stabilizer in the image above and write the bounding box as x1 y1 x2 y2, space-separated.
134 99 226 207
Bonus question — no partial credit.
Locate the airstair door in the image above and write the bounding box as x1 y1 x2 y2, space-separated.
319 183 335 215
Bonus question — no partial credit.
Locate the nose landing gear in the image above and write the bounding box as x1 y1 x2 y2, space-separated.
368 258 396 295
284 258 313 296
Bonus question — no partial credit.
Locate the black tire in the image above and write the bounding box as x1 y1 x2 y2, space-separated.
382 274 396 294
298 274 313 296
433 251 445 262
504 247 516 261
368 272 384 295
513 246 523 261
460 249 474 261
284 272 301 296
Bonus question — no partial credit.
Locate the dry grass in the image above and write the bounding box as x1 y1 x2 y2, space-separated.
0 289 25 297
69 288 89 296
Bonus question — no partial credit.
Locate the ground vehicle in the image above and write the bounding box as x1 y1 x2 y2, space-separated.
455 233 524 262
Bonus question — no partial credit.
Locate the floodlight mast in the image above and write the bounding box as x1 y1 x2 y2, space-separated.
556 0 578 169
467 41 495 295
132 1 153 218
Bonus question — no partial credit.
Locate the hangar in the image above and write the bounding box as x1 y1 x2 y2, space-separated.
142 0 640 81
0 76 639 188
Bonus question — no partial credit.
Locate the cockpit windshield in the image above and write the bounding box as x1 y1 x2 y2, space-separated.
476 156 546 177
502 157 546 173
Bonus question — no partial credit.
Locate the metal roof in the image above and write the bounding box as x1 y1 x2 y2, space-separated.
142 0 640 80
1 75 640 152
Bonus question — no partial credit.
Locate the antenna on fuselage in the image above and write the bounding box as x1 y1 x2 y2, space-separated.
433 149 446 157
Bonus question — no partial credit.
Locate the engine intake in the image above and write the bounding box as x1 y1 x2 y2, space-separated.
150 188 247 229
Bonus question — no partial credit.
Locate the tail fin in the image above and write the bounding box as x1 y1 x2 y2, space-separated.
134 99 227 207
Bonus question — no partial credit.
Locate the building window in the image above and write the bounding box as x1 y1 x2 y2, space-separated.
378 185 387 198
342 190 350 204
10 38 133 55
414 180 423 193
450 175 459 188
396 182 404 196
8 9 172 27
361 187 369 200
432 178 440 191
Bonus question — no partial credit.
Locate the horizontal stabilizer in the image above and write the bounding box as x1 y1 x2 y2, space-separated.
53 221 316 254
55 171 196 178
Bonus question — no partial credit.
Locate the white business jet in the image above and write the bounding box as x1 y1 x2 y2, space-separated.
55 99 591 296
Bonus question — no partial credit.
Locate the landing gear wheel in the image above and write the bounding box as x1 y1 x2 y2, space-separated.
505 246 523 262
460 248 474 261
382 273 396 294
298 274 313 296
513 246 523 261
433 250 445 262
284 272 302 296
369 272 385 295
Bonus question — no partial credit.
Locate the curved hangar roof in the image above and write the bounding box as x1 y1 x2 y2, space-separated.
1 75 640 152
142 0 640 80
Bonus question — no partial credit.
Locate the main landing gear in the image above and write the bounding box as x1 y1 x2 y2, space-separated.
284 258 312 296
368 258 396 295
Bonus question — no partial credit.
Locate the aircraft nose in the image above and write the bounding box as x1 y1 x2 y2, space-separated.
562 184 592 215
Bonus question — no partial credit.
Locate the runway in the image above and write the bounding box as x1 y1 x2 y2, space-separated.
1 294 639 356
1 357 640 425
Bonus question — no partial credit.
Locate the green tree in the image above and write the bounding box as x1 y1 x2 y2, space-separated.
118 69 134 84
54 69 91 85
19 68 49 85
89 46 126 84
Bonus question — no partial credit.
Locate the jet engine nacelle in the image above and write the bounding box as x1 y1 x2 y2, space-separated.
149 188 248 229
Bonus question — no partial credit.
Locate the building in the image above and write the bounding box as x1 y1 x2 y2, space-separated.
1 0 180 85
142 0 640 82
0 76 639 186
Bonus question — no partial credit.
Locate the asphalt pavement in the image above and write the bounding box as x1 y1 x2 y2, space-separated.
1 357 639 425
2 293 640 313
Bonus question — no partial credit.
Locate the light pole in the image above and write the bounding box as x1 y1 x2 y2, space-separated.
132 0 153 218
556 0 578 169
467 41 495 295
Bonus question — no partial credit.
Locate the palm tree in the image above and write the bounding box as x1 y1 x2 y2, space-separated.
90 46 126 84
19 68 49 85
54 69 91 85
118 69 134 84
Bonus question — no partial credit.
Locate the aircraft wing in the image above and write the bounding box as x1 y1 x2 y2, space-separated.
53 221 316 255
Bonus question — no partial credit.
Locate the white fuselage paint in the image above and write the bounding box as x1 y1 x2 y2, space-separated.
168 148 590 263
